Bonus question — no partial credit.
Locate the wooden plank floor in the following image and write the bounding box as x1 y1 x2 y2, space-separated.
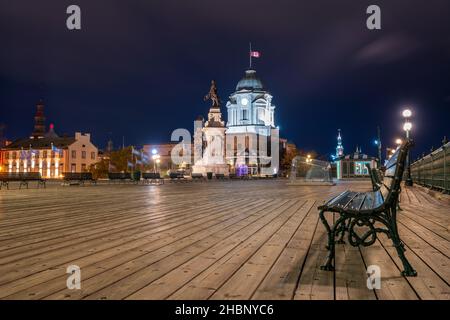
0 180 448 300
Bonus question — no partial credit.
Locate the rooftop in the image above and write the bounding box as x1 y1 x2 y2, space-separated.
236 69 265 91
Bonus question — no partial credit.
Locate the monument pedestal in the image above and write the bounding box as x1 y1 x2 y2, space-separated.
192 164 229 176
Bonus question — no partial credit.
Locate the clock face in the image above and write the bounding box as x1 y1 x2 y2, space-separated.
241 98 248 106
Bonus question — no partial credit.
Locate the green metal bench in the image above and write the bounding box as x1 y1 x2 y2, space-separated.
142 172 164 184
318 140 417 276
108 172 132 183
0 172 46 189
63 172 97 185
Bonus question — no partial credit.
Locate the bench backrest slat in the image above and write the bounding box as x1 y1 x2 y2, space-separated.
108 172 132 179
63 172 93 180
0 172 43 180
142 172 161 179
379 140 411 204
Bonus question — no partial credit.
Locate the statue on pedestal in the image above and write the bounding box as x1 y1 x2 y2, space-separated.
204 80 221 108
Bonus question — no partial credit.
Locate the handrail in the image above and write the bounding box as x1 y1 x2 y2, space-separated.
410 138 449 193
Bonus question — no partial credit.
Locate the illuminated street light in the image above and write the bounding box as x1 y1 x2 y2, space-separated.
402 109 412 118
395 138 403 145
402 108 413 186
152 152 160 173
403 122 412 132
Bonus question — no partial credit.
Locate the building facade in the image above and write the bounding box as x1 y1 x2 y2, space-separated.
192 69 279 176
333 130 378 179
1 101 98 178
225 69 279 176
142 142 192 174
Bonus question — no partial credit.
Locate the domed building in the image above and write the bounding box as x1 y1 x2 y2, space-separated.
226 69 275 129
192 68 280 177
225 69 279 176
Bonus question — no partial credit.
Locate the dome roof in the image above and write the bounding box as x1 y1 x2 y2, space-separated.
236 69 264 91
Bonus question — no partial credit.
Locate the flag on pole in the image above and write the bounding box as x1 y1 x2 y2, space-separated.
250 51 261 58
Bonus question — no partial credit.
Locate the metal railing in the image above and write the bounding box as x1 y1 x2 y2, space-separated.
410 138 449 193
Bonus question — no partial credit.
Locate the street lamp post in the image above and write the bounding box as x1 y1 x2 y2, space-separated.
151 148 160 173
402 109 413 186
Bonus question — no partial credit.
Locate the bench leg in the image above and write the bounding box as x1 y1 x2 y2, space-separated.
336 217 349 244
319 210 335 271
389 209 417 277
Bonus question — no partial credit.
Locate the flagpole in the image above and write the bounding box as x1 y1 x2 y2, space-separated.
249 42 252 69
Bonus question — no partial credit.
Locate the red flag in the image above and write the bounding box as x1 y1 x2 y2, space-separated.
250 51 260 58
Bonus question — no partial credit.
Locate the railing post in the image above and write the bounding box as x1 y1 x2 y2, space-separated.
444 143 447 193
431 152 434 189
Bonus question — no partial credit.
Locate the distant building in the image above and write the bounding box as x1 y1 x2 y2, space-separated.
1 101 98 178
142 142 192 173
336 146 378 179
333 129 377 179
336 129 344 158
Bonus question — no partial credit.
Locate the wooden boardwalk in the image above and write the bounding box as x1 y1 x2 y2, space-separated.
0 180 448 300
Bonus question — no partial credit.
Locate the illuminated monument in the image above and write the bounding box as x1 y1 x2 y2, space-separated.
192 69 279 176
192 81 229 176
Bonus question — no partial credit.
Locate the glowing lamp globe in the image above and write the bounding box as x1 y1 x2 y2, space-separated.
403 122 412 132
402 109 412 118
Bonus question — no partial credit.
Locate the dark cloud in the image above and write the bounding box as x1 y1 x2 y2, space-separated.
354 33 421 65
1 0 449 157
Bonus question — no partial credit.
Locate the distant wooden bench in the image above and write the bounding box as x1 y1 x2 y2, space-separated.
169 172 187 182
142 172 164 184
108 172 132 183
191 173 205 182
63 172 97 185
0 172 46 190
318 140 417 276
215 173 226 180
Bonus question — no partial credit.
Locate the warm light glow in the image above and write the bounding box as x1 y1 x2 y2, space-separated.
395 138 403 145
402 109 412 118
403 122 412 132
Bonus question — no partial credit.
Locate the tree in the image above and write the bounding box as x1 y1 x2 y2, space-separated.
90 147 133 179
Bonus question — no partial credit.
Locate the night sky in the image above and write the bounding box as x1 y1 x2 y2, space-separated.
1 0 449 159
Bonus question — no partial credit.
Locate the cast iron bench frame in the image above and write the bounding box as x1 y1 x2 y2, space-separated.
318 140 417 276
63 172 97 185
0 172 46 190
142 172 164 185
191 173 206 182
169 171 188 182
108 172 133 183
215 173 226 180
